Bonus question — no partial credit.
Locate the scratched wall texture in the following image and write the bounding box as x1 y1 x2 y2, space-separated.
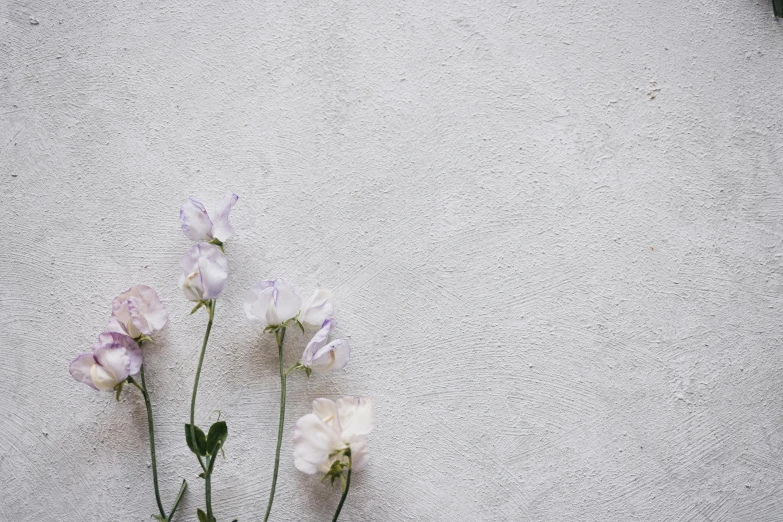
2 1 783 521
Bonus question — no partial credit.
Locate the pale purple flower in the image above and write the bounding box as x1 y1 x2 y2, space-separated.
244 279 302 327
107 285 168 338
69 332 142 391
301 320 350 373
178 243 229 302
180 193 238 243
293 397 373 474
300 287 336 330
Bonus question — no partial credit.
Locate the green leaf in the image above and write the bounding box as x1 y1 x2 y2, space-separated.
190 301 204 315
151 515 166 521
206 421 228 455
775 0 783 17
114 382 124 401
167 479 187 521
185 424 207 456
197 509 208 522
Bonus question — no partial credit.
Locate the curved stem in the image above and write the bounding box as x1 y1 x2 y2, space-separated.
332 452 352 522
190 300 215 473
129 370 167 520
262 327 287 522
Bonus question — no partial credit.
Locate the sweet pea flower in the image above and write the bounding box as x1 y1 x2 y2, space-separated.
300 287 336 330
179 243 229 302
180 193 239 243
106 285 168 338
244 279 301 327
293 397 373 474
69 332 143 391
301 320 350 373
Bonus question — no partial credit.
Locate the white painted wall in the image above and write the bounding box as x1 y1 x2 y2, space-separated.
2 1 783 520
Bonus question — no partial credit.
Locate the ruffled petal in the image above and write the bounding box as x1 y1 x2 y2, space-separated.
69 353 98 390
244 281 275 323
311 398 341 431
210 193 238 242
349 437 370 472
337 397 374 440
93 332 143 383
300 287 336 330
293 413 344 474
270 279 301 324
180 198 214 241
179 243 228 301
301 320 333 369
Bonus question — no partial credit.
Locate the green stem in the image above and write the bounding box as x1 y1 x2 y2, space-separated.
129 369 167 520
205 471 213 520
262 327 287 522
190 300 215 473
332 451 352 522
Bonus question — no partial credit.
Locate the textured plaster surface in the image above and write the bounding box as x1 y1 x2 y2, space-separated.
2 1 783 521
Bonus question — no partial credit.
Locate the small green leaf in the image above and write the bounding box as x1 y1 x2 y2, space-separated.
190 301 205 315
185 424 207 456
167 479 187 521
197 508 208 522
114 382 124 401
198 472 205 479
151 515 166 521
206 421 228 455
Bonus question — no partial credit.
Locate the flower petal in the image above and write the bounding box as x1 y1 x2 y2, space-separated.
180 198 214 241
105 316 128 335
292 413 344 474
244 279 301 326
210 193 238 242
69 353 98 390
301 320 333 369
93 332 143 382
307 339 350 374
300 287 336 330
178 243 229 301
270 279 301 324
123 285 168 336
337 397 374 440
244 281 275 323
311 398 341 431
349 437 370 472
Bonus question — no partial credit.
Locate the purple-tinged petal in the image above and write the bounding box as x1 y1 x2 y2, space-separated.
180 198 214 241
106 316 128 335
92 332 142 390
69 353 98 390
244 279 301 326
178 243 228 301
210 193 238 242
112 285 168 337
308 339 350 373
302 320 340 372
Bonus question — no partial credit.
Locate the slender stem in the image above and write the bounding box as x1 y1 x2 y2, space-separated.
205 470 213 520
135 366 167 519
332 452 353 522
262 327 287 522
190 300 215 473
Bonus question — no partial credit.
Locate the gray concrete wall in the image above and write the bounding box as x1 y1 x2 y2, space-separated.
2 1 783 520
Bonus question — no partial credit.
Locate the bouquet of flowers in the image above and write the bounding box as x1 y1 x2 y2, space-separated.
68 193 373 522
